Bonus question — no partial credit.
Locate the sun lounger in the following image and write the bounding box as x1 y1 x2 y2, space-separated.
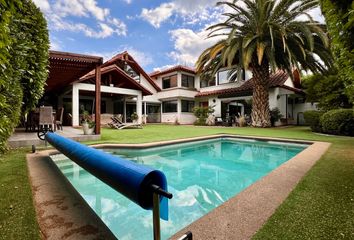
108 116 142 130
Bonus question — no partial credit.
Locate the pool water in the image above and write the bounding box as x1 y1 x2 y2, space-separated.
52 138 307 240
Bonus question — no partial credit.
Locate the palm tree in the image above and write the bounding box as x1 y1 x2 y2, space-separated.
196 0 333 127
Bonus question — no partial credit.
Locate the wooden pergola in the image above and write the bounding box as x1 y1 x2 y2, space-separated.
47 51 103 134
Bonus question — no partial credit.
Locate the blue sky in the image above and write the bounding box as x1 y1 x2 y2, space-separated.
33 0 324 72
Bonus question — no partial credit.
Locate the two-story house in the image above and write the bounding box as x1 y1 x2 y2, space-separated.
50 51 316 127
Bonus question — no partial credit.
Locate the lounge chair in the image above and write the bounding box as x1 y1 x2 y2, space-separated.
108 116 142 130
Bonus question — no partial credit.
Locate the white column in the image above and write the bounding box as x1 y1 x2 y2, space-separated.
123 97 127 123
144 101 147 124
72 84 80 126
177 71 182 87
136 93 143 124
177 98 182 123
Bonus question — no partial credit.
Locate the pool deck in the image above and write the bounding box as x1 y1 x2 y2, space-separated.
8 127 100 148
26 134 330 240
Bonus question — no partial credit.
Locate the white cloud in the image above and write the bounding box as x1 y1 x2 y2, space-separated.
83 0 110 21
140 3 175 28
33 0 51 12
153 64 176 72
297 7 325 23
173 0 219 15
140 0 221 28
128 48 153 67
33 0 127 38
53 0 109 21
123 0 132 4
168 28 221 66
86 47 153 67
49 37 62 50
53 0 87 18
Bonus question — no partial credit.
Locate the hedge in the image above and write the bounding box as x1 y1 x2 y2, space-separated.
0 0 49 153
320 109 354 136
303 110 325 132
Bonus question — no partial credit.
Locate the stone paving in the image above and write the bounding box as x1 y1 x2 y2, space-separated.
8 127 100 148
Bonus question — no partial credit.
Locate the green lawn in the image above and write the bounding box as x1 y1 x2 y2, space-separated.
1 125 353 239
0 149 40 240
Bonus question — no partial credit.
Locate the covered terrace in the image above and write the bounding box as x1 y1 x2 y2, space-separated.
45 50 103 134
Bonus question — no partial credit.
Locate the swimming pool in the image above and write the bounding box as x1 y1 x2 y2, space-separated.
52 137 307 240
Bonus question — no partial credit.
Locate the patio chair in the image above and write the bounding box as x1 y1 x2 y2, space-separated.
215 117 223 126
26 110 39 132
56 107 64 131
37 106 54 140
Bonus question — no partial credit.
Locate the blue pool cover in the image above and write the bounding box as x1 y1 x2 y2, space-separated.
45 132 169 220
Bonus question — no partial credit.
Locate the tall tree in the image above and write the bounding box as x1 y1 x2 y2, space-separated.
196 0 333 127
320 0 354 103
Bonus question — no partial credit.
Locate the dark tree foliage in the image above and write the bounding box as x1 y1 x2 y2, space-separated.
0 0 49 153
302 70 352 110
320 0 354 103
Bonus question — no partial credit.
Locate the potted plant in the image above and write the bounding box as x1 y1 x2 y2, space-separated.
270 108 283 127
82 111 95 135
131 112 139 123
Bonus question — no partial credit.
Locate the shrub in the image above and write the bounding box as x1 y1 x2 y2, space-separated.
320 109 354 136
0 0 49 153
270 108 282 126
238 116 246 127
131 112 138 121
193 106 215 126
304 110 325 132
302 71 352 111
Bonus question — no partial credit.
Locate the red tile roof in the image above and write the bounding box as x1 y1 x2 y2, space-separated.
102 51 161 91
150 65 196 78
196 71 304 97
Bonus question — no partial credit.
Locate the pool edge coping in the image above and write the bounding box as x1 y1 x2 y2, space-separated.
27 134 330 240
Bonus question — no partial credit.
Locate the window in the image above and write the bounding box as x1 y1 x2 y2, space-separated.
162 100 177 113
295 97 306 104
200 76 216 88
181 74 195 88
162 75 177 89
181 100 195 112
217 69 245 85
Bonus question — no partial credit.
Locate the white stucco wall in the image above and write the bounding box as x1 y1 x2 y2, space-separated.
161 113 178 123
179 113 196 124
140 74 160 103
291 102 318 125
140 74 158 94
209 98 222 117
268 88 279 110
283 77 294 88
157 88 198 100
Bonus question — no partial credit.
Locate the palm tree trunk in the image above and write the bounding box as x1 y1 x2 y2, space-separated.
251 59 271 127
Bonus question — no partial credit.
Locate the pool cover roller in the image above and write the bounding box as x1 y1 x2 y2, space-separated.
46 132 169 220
